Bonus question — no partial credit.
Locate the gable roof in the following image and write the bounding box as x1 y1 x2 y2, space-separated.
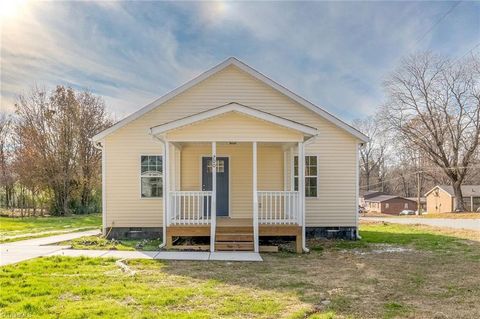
365 195 416 203
92 57 369 143
363 190 385 199
150 102 318 137
425 185 480 197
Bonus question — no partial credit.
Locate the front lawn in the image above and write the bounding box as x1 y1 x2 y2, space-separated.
0 214 101 243
1 222 479 318
415 212 480 219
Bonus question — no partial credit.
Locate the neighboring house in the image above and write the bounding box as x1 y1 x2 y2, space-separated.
91 57 368 253
406 197 426 212
359 190 385 208
425 185 480 213
365 195 417 215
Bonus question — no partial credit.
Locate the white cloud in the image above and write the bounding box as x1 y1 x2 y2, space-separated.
1 1 476 122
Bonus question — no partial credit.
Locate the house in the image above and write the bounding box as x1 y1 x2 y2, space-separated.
365 195 417 215
91 57 368 253
425 185 480 213
406 197 426 212
360 190 385 207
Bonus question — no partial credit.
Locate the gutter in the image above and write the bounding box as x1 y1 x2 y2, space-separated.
150 131 167 249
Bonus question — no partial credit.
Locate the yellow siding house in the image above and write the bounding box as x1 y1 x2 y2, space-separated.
91 57 368 253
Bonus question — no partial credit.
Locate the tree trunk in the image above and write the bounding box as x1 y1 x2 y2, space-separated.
452 181 466 212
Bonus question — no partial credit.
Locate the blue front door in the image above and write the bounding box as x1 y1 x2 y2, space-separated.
202 157 229 217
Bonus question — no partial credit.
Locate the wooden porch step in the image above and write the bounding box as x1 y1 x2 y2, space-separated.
215 241 254 251
216 233 253 242
216 226 253 234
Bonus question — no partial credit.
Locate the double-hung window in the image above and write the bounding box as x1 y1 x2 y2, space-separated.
141 155 163 198
294 155 318 197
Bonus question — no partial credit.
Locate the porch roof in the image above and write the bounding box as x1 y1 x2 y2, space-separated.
149 102 318 140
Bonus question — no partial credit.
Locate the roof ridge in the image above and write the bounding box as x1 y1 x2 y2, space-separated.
91 57 369 142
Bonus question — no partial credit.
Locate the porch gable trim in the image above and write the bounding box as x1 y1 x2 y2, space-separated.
149 102 318 137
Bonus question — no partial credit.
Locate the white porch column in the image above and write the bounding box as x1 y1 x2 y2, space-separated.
210 142 217 252
355 143 360 238
164 140 170 226
298 141 306 249
101 143 106 235
252 142 259 253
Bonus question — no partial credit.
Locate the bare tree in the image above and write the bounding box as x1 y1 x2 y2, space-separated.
383 52 480 211
76 91 111 213
0 113 15 209
14 86 111 215
352 117 387 191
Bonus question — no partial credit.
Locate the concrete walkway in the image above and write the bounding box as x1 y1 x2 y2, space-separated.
361 217 480 232
0 230 262 266
0 230 101 266
49 250 263 262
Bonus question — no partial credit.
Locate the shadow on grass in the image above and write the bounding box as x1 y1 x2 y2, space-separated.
2 223 479 319
157 223 480 318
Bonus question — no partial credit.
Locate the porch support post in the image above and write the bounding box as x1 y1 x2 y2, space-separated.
298 141 306 251
356 143 360 239
165 140 170 227
210 142 217 252
471 196 474 212
252 142 259 253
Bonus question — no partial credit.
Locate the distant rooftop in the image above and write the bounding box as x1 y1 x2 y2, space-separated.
365 195 415 203
435 185 480 197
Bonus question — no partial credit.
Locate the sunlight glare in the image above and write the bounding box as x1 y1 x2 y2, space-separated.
0 0 28 21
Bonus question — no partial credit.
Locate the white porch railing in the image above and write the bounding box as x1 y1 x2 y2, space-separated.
257 191 300 224
169 191 212 225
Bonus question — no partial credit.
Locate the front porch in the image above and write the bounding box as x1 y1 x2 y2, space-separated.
163 142 306 253
151 103 317 253
166 217 303 253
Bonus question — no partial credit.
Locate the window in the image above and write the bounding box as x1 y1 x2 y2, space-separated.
404 203 409 209
207 159 225 173
141 155 162 198
385 203 389 209
294 156 317 197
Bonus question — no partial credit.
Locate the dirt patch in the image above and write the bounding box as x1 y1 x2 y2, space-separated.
344 244 414 255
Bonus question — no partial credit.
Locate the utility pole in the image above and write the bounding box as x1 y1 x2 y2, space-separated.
416 149 422 215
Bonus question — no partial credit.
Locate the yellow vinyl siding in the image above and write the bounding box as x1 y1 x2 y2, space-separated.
166 112 303 142
104 134 163 228
104 65 359 227
180 142 283 219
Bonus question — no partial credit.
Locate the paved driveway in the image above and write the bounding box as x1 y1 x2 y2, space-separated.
361 217 480 232
0 230 100 266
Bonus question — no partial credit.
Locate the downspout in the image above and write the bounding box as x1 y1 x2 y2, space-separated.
150 131 167 249
356 142 362 240
92 141 107 235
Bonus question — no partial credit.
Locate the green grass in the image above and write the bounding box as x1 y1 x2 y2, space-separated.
336 221 479 252
1 222 480 318
65 236 162 251
0 257 307 319
0 214 101 243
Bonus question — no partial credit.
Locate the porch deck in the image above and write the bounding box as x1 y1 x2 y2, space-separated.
166 218 302 253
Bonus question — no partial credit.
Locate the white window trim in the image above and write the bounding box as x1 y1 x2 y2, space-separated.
139 154 163 199
293 154 319 198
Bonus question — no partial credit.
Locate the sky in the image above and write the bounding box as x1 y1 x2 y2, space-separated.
1 1 479 122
